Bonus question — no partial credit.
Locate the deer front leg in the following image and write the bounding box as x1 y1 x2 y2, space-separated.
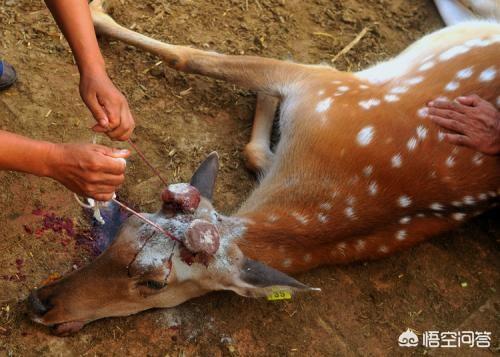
90 0 316 97
244 93 279 174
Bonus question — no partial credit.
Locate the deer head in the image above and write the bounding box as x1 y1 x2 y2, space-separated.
28 153 311 335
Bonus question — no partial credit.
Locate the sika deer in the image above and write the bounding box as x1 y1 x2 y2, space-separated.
29 0 499 335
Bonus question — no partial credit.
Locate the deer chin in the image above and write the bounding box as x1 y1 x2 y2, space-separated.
51 321 86 336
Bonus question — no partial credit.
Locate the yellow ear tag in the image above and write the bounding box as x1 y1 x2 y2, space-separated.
267 289 292 301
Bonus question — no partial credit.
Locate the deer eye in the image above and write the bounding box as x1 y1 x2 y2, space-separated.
141 280 167 290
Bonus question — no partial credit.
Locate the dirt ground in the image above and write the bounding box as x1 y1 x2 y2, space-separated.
0 0 498 355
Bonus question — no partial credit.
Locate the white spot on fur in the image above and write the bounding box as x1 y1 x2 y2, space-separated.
368 181 378 196
399 216 411 224
405 76 424 85
419 61 435 72
355 240 366 251
452 212 466 221
463 196 475 205
390 86 408 94
430 203 444 211
357 126 375 146
438 131 446 141
317 89 325 96
292 212 309 225
474 38 492 47
464 38 488 47
398 195 412 208
344 207 356 219
416 125 428 140
317 213 329 223
417 107 429 118
359 84 369 90
282 258 292 268
363 165 374 177
451 201 463 207
478 193 488 201
268 214 279 223
478 67 496 82
337 85 350 92
316 97 333 113
396 230 407 241
445 81 460 91
439 45 469 61
391 154 402 168
332 80 342 84
303 254 312 263
359 99 381 110
456 67 473 79
446 156 456 168
407 137 418 151
384 94 400 102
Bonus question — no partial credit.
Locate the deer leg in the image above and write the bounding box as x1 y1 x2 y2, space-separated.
433 0 476 25
90 0 316 97
244 93 279 174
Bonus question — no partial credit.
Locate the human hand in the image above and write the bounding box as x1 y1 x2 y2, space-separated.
427 94 500 155
79 67 135 141
47 143 130 201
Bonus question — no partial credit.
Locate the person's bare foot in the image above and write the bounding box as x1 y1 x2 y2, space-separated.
427 94 500 155
0 60 17 91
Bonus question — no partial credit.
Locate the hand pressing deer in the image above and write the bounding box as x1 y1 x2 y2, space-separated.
428 94 500 155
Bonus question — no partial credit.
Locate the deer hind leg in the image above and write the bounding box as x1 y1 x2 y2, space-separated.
433 0 478 25
89 0 313 97
244 93 279 174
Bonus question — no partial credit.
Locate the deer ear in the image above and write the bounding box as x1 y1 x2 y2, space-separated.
190 152 219 201
229 258 318 298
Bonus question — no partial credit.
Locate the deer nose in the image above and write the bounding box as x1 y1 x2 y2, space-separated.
28 290 52 317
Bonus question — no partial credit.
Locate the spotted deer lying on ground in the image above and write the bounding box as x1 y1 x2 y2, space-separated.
28 0 499 335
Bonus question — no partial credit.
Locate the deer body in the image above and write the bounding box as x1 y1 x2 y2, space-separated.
28 0 499 335
234 22 500 273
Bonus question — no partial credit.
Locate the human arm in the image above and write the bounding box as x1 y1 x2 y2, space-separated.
44 0 135 141
0 131 129 201
427 94 500 155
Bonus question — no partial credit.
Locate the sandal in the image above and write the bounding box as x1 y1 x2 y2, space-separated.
0 60 17 91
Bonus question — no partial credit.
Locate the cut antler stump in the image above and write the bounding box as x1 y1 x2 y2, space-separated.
161 183 201 212
184 219 220 255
